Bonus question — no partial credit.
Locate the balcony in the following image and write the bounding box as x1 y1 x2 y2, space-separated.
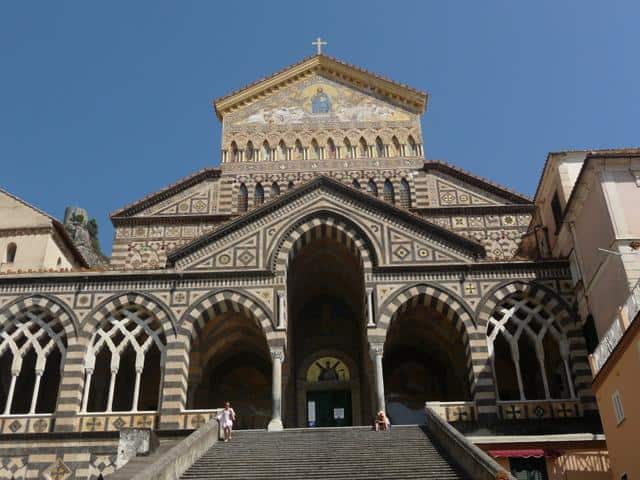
590 282 640 376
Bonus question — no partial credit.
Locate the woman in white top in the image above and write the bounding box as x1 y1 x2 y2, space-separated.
217 401 236 442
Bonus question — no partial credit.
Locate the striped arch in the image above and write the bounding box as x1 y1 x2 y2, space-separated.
81 292 176 339
0 295 77 416
157 289 277 428
53 292 176 431
477 281 595 413
0 294 78 339
270 212 377 275
180 289 275 343
377 283 482 403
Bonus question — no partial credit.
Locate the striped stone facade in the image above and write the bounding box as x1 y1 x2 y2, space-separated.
0 54 600 478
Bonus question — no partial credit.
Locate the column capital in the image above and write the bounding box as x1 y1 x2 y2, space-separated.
270 347 285 362
369 342 384 358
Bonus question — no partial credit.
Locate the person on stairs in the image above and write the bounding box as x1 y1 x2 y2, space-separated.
373 410 390 431
217 401 237 442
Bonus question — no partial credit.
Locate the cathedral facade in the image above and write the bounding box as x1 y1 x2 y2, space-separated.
0 54 603 478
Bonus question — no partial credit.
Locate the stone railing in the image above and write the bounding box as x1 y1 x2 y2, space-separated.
497 399 581 421
425 401 477 423
424 405 515 480
590 282 640 375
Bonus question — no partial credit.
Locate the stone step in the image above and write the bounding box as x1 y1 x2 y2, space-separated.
180 425 467 479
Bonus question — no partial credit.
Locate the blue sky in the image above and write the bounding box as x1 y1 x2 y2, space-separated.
1 1 639 254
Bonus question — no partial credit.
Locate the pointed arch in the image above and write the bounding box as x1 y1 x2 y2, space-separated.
269 211 378 275
180 289 276 344
407 136 417 156
294 139 304 160
238 183 248 213
391 136 401 157
271 182 281 198
343 138 353 158
377 283 478 405
367 179 378 197
245 141 255 161
375 137 385 157
261 140 271 161
477 281 593 411
310 138 320 160
287 180 295 191
326 138 337 159
254 183 264 207
0 295 77 415
399 178 411 208
351 178 361 190
383 179 395 203
359 137 368 158
230 141 239 162
278 140 287 161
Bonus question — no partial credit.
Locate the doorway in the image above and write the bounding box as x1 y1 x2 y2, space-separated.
307 390 352 427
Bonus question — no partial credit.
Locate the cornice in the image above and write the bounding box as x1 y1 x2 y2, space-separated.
111 214 233 227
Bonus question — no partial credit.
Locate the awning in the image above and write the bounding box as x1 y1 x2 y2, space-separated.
488 449 546 458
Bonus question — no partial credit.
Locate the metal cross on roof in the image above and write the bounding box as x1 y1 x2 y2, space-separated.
312 37 327 55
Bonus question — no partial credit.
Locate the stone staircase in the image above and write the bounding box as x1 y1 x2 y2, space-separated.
180 425 468 479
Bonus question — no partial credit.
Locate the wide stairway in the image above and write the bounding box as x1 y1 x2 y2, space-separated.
181 425 468 479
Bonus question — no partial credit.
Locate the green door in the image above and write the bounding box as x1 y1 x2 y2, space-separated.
307 390 352 427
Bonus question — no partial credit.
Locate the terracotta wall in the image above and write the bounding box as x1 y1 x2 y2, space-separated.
594 326 640 479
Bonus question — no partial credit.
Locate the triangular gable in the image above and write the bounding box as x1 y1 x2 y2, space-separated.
214 54 428 120
167 176 485 272
0 189 57 229
110 168 222 220
424 161 532 206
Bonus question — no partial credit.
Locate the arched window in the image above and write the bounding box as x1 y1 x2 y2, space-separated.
246 141 255 161
367 179 378 197
254 183 264 207
391 136 401 157
287 180 295 191
359 137 369 158
294 139 304 161
399 178 411 208
230 141 239 162
310 139 320 160
261 141 271 161
487 293 575 401
383 179 395 203
271 182 280 197
326 138 337 159
352 178 361 190
83 304 166 412
407 136 417 156
278 140 287 161
375 137 385 157
0 307 66 414
6 243 17 263
343 138 353 158
238 183 248 213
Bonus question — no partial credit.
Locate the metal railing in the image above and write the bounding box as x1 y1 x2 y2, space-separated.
591 282 640 375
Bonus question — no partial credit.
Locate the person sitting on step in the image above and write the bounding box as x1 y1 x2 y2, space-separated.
373 410 390 431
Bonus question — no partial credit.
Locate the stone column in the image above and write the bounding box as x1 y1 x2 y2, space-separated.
277 291 287 329
369 343 386 413
366 288 375 327
267 348 285 432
